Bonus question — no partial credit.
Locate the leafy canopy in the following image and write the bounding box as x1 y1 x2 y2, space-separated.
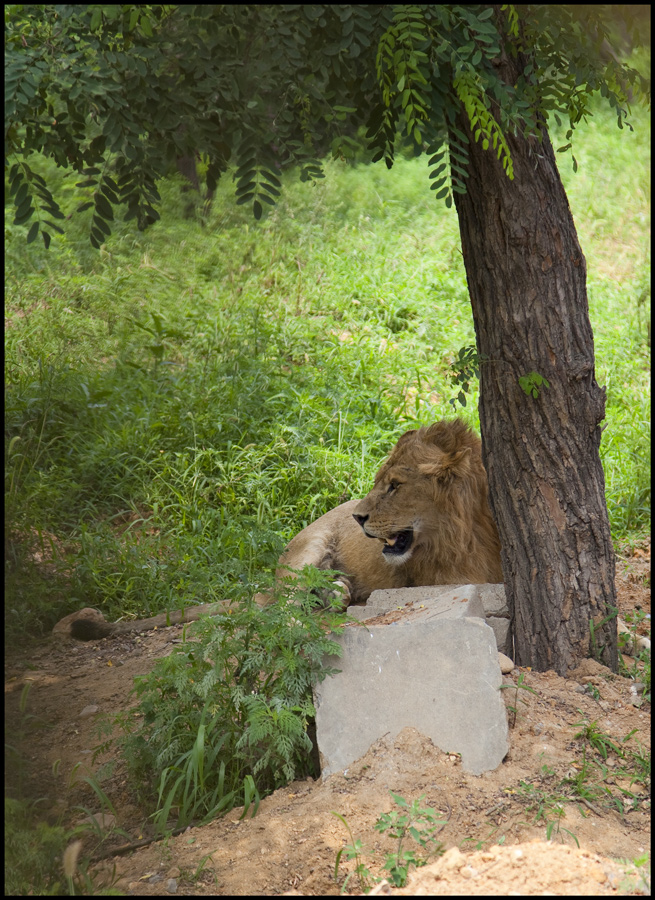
5 4 649 247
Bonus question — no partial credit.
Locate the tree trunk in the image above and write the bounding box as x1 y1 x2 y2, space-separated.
452 22 618 675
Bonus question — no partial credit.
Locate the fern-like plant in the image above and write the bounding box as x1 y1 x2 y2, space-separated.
117 567 347 833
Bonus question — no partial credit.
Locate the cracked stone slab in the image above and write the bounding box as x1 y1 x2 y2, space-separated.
315 615 509 777
346 583 511 655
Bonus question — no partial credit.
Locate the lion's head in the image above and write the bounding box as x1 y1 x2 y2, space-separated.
352 420 503 585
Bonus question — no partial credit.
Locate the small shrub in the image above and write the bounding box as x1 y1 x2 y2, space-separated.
334 792 446 892
118 567 348 833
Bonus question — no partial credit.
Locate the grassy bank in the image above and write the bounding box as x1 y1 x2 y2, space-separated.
5 100 650 642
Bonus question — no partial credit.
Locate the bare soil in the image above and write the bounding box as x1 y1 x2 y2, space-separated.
5 542 650 896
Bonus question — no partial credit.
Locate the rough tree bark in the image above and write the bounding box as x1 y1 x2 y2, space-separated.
452 19 618 675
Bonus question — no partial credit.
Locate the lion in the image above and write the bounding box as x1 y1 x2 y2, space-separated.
57 419 501 641
56 419 644 653
278 418 503 603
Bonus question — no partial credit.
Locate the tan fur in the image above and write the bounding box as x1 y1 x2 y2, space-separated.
56 420 503 641
58 420 641 650
279 419 503 603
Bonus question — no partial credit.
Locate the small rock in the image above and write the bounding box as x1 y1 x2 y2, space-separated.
589 864 609 884
52 607 109 639
368 880 392 895
497 652 515 674
461 865 479 879
80 704 99 718
439 847 466 873
165 878 178 893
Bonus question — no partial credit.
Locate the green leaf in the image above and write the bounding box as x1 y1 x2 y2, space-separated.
261 170 282 187
95 193 114 220
92 214 111 236
14 204 34 226
236 181 256 197
14 182 29 206
26 220 39 243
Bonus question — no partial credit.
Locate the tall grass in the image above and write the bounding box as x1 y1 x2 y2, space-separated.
5 99 650 641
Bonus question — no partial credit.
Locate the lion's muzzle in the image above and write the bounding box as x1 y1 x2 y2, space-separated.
353 513 414 559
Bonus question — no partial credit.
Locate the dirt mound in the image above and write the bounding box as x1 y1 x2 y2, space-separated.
396 841 647 895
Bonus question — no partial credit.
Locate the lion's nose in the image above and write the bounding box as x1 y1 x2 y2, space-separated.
353 513 368 528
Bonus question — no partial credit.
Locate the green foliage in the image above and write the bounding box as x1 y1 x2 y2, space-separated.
333 811 375 894
5 798 69 896
453 67 513 178
573 715 626 760
334 792 446 892
117 569 347 833
5 5 649 243
614 854 651 896
448 345 486 408
500 671 537 728
373 792 446 887
562 720 650 817
516 778 580 847
589 605 619 664
516 721 651 847
618 609 651 700
4 796 123 896
518 371 551 400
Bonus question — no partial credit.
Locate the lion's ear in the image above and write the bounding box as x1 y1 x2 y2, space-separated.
418 447 471 481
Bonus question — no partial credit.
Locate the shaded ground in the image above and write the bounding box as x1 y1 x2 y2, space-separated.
5 541 650 895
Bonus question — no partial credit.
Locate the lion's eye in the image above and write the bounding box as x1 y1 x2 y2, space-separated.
387 480 399 493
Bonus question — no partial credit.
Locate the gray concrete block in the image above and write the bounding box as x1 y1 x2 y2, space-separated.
477 583 510 619
345 584 511 655
315 616 509 777
344 604 372 621
486 616 511 656
365 583 482 615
